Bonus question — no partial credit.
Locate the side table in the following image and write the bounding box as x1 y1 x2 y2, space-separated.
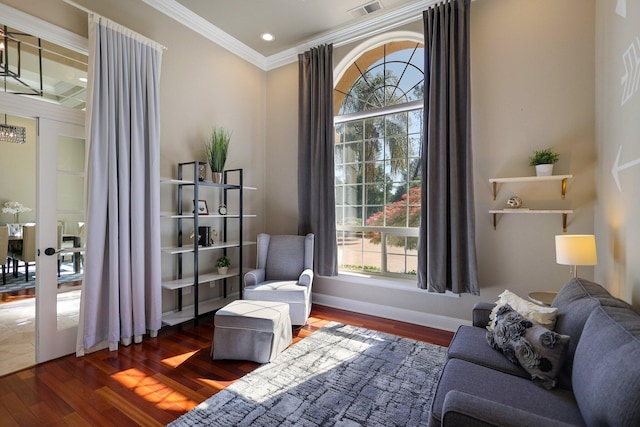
528 291 558 306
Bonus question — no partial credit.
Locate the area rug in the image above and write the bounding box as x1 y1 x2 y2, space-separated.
169 322 447 426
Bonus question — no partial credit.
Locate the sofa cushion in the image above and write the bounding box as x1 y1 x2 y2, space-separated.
572 305 640 426
448 325 529 380
487 304 570 390
551 277 631 389
429 359 584 427
488 289 558 331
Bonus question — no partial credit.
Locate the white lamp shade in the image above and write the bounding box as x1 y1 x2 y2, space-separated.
555 235 597 266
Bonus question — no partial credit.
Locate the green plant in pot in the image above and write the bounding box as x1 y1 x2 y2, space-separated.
529 148 559 176
205 126 231 183
216 255 231 275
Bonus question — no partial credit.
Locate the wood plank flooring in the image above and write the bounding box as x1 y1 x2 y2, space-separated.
0 305 454 426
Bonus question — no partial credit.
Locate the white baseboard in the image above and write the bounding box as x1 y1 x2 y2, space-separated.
312 293 470 333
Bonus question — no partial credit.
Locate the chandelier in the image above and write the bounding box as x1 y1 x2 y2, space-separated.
1 24 38 144
0 118 26 144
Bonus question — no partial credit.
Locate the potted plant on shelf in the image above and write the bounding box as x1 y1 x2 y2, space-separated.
216 255 231 275
204 126 231 183
528 148 559 176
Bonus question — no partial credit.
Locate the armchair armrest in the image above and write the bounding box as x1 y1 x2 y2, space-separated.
442 390 575 427
244 268 265 287
472 302 496 328
298 268 314 286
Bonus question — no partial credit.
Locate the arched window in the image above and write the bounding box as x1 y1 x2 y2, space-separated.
334 37 424 277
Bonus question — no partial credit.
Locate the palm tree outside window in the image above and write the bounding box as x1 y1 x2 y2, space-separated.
334 40 424 277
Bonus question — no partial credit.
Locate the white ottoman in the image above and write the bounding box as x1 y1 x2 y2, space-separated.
212 300 292 364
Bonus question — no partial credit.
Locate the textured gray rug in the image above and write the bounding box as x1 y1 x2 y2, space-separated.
169 322 447 426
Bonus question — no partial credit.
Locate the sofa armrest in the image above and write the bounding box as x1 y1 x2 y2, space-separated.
298 268 314 286
472 302 496 328
442 390 575 427
244 268 265 287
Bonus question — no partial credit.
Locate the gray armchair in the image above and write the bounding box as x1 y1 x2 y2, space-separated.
243 233 314 326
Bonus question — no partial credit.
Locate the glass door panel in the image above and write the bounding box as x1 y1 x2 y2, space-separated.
56 135 85 329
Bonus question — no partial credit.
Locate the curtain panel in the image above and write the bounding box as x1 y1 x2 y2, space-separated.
298 44 338 276
418 0 479 295
78 14 163 354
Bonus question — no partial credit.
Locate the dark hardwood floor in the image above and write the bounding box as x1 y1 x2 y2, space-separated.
0 305 454 426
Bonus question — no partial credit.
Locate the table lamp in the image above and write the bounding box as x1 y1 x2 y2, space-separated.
555 235 597 277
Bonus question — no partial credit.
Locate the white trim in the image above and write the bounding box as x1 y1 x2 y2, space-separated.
139 0 266 69
312 292 469 333
0 3 88 55
333 30 424 85
0 92 84 126
137 0 436 71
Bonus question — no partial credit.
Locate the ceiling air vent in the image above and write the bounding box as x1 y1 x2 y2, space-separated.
349 1 384 18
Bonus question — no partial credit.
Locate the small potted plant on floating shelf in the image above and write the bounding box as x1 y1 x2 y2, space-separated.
216 255 231 275
528 148 559 176
204 126 231 183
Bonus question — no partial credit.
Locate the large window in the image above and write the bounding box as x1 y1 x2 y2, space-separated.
334 40 423 277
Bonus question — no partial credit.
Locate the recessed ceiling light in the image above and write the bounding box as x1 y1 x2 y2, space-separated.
261 33 275 42
78 77 88 83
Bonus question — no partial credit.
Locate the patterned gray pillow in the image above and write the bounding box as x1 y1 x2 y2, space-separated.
487 304 570 390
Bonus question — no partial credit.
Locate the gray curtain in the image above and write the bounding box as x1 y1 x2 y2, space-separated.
418 0 479 295
298 44 337 276
78 14 163 354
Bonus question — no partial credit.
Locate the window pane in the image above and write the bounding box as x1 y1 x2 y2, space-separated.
343 141 362 163
344 121 363 142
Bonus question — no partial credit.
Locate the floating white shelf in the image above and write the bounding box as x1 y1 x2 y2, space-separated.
161 240 256 255
160 212 256 219
489 175 572 200
489 209 573 232
161 268 242 290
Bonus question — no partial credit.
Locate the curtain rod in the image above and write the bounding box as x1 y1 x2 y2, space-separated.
61 0 167 50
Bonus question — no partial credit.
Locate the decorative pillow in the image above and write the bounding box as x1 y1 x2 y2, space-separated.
487 304 570 390
487 289 558 331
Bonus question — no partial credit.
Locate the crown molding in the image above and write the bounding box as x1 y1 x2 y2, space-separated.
140 0 436 72
265 0 435 70
139 0 267 69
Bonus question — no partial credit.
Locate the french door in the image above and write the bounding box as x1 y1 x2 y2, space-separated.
36 118 85 362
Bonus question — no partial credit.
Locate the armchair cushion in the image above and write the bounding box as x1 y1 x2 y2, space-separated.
244 280 310 304
265 235 308 281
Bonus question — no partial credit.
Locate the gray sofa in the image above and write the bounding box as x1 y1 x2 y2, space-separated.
428 277 640 427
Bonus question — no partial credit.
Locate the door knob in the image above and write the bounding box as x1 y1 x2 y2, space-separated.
44 247 57 256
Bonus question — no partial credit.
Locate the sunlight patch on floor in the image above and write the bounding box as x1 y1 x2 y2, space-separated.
161 350 198 368
112 368 200 410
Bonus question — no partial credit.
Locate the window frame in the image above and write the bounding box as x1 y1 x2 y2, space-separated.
334 32 424 279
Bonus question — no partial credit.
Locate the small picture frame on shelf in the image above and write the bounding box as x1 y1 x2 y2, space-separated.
193 199 209 215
